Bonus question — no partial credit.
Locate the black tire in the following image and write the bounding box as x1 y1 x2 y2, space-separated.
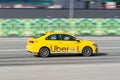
82 47 93 57
39 48 50 58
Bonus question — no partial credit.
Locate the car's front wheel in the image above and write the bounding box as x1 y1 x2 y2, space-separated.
39 47 50 58
82 47 93 56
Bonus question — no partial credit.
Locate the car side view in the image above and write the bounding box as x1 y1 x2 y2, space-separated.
26 32 98 58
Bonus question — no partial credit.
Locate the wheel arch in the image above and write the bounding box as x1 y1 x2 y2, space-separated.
39 46 50 53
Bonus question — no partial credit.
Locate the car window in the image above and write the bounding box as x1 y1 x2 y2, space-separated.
46 34 61 40
62 34 76 41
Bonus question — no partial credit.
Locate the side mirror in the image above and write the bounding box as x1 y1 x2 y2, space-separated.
76 39 80 42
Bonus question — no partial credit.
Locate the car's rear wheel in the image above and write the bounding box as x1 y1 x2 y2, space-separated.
39 47 50 58
82 47 93 56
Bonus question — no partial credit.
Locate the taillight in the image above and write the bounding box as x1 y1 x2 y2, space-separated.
29 40 34 43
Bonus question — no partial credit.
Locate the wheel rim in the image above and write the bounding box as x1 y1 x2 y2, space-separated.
40 48 49 57
83 47 92 56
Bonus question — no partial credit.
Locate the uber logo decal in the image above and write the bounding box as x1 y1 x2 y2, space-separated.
70 48 75 52
50 46 69 52
50 46 81 52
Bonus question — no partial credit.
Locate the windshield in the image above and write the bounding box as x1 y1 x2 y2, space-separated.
75 35 82 40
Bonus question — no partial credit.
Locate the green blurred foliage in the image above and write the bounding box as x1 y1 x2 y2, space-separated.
0 18 120 37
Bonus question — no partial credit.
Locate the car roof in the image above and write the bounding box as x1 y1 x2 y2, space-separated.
44 32 76 38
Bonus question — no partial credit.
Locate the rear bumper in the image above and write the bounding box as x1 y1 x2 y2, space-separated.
26 45 38 54
27 50 32 53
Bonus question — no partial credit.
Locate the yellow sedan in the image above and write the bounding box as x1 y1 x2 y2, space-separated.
26 32 98 57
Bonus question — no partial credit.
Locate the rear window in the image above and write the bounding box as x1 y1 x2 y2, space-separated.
33 34 45 38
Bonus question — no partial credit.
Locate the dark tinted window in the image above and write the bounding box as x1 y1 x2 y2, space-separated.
46 34 61 40
62 34 76 41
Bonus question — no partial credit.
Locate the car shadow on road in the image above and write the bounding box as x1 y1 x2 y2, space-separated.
44 53 108 58
93 53 108 56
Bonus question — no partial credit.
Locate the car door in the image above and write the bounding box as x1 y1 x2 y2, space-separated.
45 34 61 53
59 34 78 53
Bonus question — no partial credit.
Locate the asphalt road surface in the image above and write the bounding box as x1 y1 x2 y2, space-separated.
0 37 120 80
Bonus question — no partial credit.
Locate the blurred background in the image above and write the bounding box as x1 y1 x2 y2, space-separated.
0 0 120 9
0 18 120 37
0 0 120 37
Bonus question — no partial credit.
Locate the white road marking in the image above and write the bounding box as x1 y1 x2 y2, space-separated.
0 37 120 41
0 55 120 61
100 47 120 49
0 49 25 52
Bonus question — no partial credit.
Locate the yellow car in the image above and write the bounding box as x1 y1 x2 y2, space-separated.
26 32 98 57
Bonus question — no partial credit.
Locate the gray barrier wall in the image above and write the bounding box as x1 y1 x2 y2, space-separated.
0 9 120 18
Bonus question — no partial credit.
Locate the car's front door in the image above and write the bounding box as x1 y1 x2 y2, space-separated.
58 34 79 53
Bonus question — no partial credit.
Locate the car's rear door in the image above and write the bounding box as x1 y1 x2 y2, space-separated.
45 34 61 53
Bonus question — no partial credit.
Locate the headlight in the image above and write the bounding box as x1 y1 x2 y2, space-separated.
93 44 97 47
